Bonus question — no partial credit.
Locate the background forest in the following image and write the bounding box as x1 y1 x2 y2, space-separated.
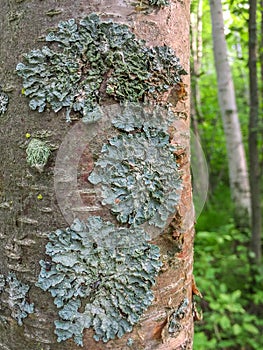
191 0 263 349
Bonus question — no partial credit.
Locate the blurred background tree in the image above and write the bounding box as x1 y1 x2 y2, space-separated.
191 0 263 348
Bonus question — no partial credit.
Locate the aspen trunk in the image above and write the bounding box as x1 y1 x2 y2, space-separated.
209 0 251 229
0 1 194 349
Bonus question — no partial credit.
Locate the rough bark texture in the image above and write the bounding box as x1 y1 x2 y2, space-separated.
209 0 251 229
248 0 262 264
0 1 193 349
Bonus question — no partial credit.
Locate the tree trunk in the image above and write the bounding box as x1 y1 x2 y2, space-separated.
190 0 209 220
260 0 263 169
209 0 251 229
190 0 203 122
248 0 262 264
0 1 194 349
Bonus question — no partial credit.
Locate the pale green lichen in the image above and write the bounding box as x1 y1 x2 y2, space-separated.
0 273 34 326
111 103 175 134
26 138 51 171
0 274 5 292
0 89 9 114
36 217 161 346
148 0 170 6
168 298 189 334
16 14 186 121
88 130 181 228
127 337 134 346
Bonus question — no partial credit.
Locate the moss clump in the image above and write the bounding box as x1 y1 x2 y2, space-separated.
26 138 51 171
36 217 161 346
16 14 186 121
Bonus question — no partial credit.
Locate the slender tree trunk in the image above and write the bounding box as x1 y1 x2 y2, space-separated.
190 0 209 219
209 0 251 229
248 0 262 264
191 0 203 122
261 0 263 101
0 1 194 349
260 0 263 169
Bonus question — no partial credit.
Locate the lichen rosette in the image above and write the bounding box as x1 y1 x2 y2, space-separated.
36 217 161 346
16 14 186 122
89 130 182 228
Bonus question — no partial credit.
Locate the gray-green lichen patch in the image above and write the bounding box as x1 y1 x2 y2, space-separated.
88 130 181 228
16 14 186 122
26 138 51 172
0 89 9 114
127 337 134 346
148 0 170 6
0 275 5 292
36 217 161 346
111 103 175 134
0 272 34 326
168 298 188 334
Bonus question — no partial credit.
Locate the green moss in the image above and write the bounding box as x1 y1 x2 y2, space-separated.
26 138 51 171
36 217 161 346
89 113 182 228
0 273 34 326
16 14 186 122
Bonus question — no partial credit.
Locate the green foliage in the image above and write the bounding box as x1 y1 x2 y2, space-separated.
88 129 181 228
195 185 233 231
16 14 186 122
190 1 263 348
36 217 161 346
0 90 8 114
0 273 34 326
194 222 263 349
26 138 51 171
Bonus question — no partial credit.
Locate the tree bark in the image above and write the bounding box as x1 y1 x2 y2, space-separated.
248 0 262 264
209 0 251 229
190 0 203 122
0 1 194 350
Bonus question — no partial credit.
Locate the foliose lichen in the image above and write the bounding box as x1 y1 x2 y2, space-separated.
111 103 175 134
168 298 189 334
88 129 181 228
127 337 134 346
26 138 51 171
0 89 9 114
16 13 186 121
0 274 5 293
36 217 161 346
0 272 34 326
148 0 170 6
